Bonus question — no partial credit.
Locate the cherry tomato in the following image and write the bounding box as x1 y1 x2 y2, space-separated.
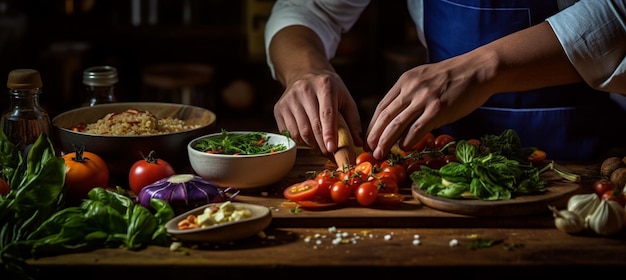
376 193 405 206
330 180 352 204
528 149 547 165
434 134 455 149
62 146 109 205
466 138 481 147
405 159 426 175
601 188 626 207
444 154 458 164
315 170 339 198
356 151 380 166
426 157 446 169
372 176 399 194
412 132 435 151
355 181 379 206
283 180 319 202
129 151 175 195
380 160 407 184
0 178 9 195
593 179 616 197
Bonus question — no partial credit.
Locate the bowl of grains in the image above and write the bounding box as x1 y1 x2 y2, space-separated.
52 102 217 186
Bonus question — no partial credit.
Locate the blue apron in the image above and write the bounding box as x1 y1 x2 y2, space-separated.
423 0 626 160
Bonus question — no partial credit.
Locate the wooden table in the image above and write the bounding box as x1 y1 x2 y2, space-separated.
27 148 626 279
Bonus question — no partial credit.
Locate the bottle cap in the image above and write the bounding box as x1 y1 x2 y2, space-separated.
83 66 119 86
7 69 43 89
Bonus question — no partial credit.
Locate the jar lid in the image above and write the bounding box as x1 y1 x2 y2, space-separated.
83 66 118 86
7 69 43 89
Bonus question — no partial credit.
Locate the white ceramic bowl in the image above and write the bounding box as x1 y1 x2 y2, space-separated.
187 131 297 189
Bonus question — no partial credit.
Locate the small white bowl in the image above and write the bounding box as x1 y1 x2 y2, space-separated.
165 202 272 243
187 131 297 189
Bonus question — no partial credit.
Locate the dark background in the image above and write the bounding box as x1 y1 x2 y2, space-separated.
0 0 425 128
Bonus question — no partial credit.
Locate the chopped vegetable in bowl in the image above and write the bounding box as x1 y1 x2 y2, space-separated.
192 129 287 155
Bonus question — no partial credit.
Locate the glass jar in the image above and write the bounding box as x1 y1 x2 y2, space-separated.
82 65 118 106
1 69 52 153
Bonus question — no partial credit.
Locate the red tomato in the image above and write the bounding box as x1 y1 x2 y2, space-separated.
0 178 9 195
63 147 109 204
593 179 616 197
376 193 405 206
434 134 455 149
601 188 626 207
355 181 379 206
412 132 435 151
283 180 319 202
353 161 373 181
528 149 547 165
426 157 446 169
295 198 338 209
372 177 399 194
356 151 380 166
315 170 339 198
330 180 352 204
380 160 407 184
405 159 426 175
129 151 176 195
444 154 458 164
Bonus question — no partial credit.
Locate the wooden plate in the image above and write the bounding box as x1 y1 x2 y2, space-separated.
411 173 583 217
166 202 272 243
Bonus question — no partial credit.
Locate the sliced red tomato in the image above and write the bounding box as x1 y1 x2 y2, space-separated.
376 193 405 206
283 180 319 202
353 161 373 181
296 196 339 209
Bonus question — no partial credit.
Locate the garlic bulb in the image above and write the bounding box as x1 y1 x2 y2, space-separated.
548 205 586 234
587 200 626 236
567 193 600 219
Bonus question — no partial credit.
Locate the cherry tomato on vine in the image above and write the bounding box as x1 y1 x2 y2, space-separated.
356 151 380 166
601 188 626 207
412 132 435 151
330 180 352 204
405 159 426 175
315 170 339 198
129 150 175 195
356 181 379 206
593 179 616 197
434 134 455 149
0 178 9 195
426 157 446 169
284 180 319 202
372 176 399 194
63 146 109 204
380 160 407 184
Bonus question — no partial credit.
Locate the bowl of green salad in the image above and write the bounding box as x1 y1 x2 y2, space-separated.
187 130 297 189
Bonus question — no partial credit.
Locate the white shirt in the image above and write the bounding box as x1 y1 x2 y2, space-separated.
265 0 626 94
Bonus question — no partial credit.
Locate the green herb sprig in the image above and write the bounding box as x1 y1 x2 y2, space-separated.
193 130 288 155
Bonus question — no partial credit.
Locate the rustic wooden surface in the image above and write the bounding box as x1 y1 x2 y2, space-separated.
27 147 625 279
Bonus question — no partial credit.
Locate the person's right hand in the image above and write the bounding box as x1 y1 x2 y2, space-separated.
273 70 363 157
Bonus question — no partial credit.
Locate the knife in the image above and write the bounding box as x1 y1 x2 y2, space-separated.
334 115 356 170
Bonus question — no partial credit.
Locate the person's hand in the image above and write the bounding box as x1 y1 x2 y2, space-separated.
273 71 363 157
365 54 495 160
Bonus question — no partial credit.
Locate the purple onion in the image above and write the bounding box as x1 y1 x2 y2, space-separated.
138 174 239 214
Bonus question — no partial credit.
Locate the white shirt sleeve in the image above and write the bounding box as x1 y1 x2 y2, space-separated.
546 0 626 94
264 0 370 78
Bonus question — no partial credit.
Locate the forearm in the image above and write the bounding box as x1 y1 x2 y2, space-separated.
469 21 583 94
269 25 338 88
